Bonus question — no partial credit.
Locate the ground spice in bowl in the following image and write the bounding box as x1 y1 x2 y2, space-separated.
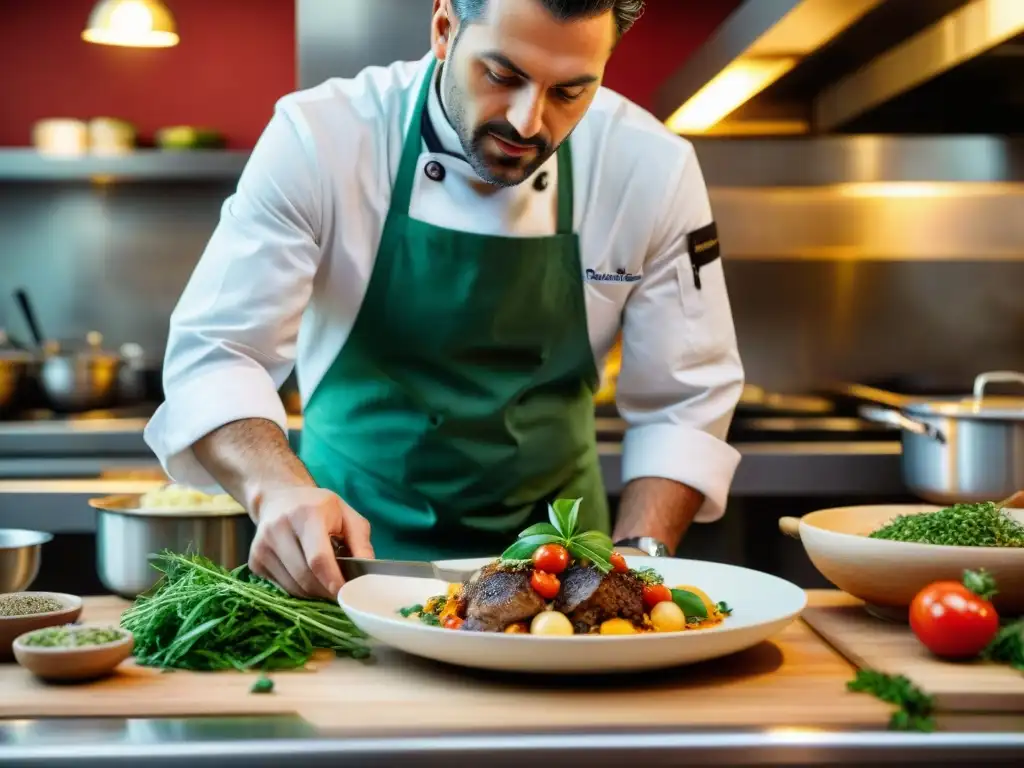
0 594 65 617
20 626 127 648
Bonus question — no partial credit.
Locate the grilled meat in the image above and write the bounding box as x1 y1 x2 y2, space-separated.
554 565 644 633
458 563 546 632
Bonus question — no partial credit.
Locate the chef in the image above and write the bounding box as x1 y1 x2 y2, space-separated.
144 0 744 600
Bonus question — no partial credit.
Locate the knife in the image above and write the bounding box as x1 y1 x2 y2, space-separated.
337 556 480 584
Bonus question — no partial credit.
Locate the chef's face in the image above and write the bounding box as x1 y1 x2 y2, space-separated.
432 0 615 187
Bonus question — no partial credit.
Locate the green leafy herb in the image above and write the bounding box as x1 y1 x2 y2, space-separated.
982 620 1024 671
120 551 369 672
869 502 1024 547
631 567 665 586
250 675 274 694
670 588 708 620
715 601 733 616
847 670 936 732
963 568 999 600
398 604 423 618
499 497 614 573
419 612 441 627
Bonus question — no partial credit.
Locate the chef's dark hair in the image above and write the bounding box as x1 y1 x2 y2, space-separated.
450 0 645 37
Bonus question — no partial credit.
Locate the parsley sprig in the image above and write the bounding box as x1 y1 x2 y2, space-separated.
847 670 936 732
499 497 615 573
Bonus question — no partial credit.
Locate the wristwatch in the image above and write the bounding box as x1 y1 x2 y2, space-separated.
613 536 669 558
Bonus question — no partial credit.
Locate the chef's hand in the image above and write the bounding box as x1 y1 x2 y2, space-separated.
248 487 374 600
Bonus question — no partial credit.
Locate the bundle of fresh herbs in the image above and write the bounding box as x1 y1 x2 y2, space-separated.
120 551 369 671
868 502 1024 547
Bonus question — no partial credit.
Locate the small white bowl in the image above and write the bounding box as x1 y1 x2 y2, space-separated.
13 623 134 681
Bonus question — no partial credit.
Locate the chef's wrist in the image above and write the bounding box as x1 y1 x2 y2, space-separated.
614 536 670 558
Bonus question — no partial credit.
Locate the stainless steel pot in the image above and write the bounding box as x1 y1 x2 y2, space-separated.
40 331 123 411
861 370 1024 505
0 529 53 592
90 495 256 598
0 337 34 414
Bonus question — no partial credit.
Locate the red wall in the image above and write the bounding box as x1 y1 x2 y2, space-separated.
0 0 739 149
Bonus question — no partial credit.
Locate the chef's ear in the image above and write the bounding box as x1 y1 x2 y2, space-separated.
431 0 454 60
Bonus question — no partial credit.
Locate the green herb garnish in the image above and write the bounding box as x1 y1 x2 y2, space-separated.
398 604 423 618
22 626 126 648
670 588 709 620
250 675 274 694
120 551 369 672
499 497 614 573
846 670 936 732
869 502 1024 547
982 620 1024 671
715 601 733 616
631 567 665 586
419 612 441 627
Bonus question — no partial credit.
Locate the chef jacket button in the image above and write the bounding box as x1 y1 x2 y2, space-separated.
424 160 446 182
533 171 549 191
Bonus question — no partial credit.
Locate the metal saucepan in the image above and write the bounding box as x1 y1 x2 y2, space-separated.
0 329 37 414
89 494 255 598
12 289 140 412
860 370 1024 505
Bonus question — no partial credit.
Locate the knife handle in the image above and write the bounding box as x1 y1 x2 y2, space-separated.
330 535 352 558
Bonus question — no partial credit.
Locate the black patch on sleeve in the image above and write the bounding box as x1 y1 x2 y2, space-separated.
686 221 720 290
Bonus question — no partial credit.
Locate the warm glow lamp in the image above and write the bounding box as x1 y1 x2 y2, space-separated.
82 0 179 48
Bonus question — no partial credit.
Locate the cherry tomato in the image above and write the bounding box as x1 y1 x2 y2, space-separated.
642 583 673 610
610 552 628 573
530 570 561 600
442 615 464 630
909 581 999 659
532 544 570 574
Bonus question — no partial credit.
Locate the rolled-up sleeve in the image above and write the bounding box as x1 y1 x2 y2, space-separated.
617 143 744 523
144 103 323 490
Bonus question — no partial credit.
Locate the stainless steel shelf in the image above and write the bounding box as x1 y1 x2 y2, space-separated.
0 149 249 182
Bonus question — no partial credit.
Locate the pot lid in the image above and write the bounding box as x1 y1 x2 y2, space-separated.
906 371 1024 419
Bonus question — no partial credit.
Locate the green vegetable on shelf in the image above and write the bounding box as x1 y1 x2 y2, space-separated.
120 551 369 672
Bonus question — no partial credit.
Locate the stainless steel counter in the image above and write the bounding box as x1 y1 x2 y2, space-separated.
2 716 1024 766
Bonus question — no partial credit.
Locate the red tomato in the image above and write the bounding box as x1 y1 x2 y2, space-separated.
610 552 628 573
909 581 999 659
532 544 570 574
642 584 673 610
443 615 464 630
530 570 561 600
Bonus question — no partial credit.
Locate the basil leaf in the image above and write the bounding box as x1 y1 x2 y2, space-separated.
547 503 564 537
518 522 561 540
574 529 613 552
567 541 612 573
671 588 708 620
551 498 582 537
500 534 562 561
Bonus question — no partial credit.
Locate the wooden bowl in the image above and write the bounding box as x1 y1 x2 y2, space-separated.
0 592 82 660
13 623 133 681
779 504 1024 619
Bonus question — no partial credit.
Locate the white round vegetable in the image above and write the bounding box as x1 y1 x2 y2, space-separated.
530 610 574 636
650 600 686 632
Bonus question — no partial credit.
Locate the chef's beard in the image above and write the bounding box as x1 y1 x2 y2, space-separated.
440 62 556 188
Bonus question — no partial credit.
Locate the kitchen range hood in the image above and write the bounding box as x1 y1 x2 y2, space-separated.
655 0 1024 135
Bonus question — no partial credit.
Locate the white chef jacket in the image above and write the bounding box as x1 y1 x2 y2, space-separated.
144 52 745 523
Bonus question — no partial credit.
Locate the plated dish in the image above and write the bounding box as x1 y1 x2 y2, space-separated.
338 498 807 673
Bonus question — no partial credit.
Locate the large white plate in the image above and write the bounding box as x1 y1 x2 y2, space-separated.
338 556 807 673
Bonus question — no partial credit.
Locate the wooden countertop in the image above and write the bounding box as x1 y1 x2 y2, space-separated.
0 590 900 733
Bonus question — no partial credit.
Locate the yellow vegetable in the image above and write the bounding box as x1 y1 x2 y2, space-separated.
505 622 529 634
599 618 637 635
530 611 574 636
446 583 462 598
650 600 685 632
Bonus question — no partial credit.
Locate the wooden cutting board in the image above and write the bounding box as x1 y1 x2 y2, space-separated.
802 597 1024 713
0 593 893 731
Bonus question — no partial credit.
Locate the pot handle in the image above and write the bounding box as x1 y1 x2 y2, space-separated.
973 371 1024 400
859 405 946 444
778 517 802 540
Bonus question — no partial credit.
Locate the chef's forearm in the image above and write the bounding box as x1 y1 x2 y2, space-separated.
612 477 704 554
192 418 316 522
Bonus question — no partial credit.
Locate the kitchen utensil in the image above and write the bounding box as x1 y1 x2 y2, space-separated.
779 504 1024 617
0 331 35 414
337 557 480 584
13 288 127 412
337 556 807 674
89 494 256 598
13 623 133 681
0 529 54 593
859 370 1024 504
0 593 82 660
802 598 1024 713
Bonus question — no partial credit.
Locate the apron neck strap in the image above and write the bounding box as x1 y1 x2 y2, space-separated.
392 57 575 236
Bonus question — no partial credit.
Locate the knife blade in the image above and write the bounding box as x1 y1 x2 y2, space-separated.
337 557 479 584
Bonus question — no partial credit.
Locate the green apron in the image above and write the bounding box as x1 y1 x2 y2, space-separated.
299 58 608 560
